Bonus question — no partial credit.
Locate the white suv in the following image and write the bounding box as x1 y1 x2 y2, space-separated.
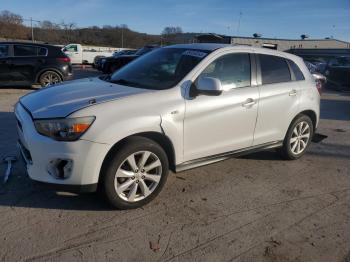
15 44 320 209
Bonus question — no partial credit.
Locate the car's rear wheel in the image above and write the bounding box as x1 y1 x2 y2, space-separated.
100 137 169 209
39 71 62 87
279 115 314 160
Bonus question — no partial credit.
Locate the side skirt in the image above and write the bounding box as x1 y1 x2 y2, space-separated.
175 141 283 173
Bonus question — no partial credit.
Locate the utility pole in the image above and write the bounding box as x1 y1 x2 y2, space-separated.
30 17 34 42
237 12 242 36
23 18 40 42
121 27 124 48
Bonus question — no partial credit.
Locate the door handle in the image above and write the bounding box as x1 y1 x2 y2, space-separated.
289 89 297 96
242 98 256 108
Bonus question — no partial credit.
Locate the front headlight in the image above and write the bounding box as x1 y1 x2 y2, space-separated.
34 116 95 141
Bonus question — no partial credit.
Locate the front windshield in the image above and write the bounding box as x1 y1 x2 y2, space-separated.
110 48 210 90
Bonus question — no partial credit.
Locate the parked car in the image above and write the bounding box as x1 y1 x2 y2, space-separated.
95 49 136 71
92 55 107 69
304 61 326 92
16 44 320 209
0 42 72 87
101 45 159 74
324 56 350 91
62 43 115 64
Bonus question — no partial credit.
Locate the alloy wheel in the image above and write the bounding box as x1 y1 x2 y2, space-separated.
40 72 61 87
290 121 311 155
114 151 162 202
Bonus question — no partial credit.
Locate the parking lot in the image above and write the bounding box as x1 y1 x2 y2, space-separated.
0 68 350 262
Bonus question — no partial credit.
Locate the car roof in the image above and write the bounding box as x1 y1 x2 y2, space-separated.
0 41 57 48
164 43 230 51
165 43 302 61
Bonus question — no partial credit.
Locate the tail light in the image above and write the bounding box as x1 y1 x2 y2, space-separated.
57 57 71 63
315 80 322 95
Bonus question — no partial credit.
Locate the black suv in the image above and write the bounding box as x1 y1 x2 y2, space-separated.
0 42 73 87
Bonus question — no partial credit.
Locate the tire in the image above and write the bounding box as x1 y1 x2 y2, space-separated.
279 114 314 160
109 64 118 74
100 136 169 209
39 70 62 87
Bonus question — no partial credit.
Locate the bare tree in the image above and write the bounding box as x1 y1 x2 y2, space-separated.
0 10 23 25
161 26 183 45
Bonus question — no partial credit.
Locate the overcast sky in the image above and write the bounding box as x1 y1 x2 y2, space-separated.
2 0 350 41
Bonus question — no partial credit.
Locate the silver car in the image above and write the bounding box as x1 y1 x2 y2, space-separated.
16 44 320 209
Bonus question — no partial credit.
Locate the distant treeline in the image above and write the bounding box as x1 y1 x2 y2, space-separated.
0 10 196 48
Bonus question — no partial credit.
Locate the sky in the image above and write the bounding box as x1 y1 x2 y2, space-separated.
1 0 350 41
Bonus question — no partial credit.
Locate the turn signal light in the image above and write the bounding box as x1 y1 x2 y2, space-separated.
72 123 90 133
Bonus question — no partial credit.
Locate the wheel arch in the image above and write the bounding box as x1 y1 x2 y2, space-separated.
35 68 64 83
297 110 317 131
285 109 318 139
100 131 176 178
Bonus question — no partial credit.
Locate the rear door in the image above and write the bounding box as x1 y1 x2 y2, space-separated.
0 44 11 85
11 44 44 84
253 54 301 145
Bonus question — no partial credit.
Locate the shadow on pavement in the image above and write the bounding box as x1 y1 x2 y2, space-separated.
321 99 350 121
0 162 112 211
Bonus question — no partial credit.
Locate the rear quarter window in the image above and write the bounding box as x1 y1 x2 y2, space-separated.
259 54 291 85
288 60 305 81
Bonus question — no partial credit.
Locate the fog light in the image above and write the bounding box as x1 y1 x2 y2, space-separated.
47 159 73 179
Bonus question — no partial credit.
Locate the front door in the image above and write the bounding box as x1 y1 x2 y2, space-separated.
184 52 259 161
63 44 81 64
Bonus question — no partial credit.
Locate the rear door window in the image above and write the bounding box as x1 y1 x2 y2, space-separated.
0 44 9 58
14 45 37 57
259 54 291 85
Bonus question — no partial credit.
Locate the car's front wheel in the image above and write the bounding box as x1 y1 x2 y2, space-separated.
279 114 314 160
100 137 169 209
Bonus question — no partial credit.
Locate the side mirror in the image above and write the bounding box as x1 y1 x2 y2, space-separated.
195 76 223 96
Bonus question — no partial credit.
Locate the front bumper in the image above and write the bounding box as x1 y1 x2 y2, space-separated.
15 103 110 191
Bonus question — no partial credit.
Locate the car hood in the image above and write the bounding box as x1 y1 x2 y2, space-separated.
20 77 149 119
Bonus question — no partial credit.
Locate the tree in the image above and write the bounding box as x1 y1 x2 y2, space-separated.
0 10 27 39
161 26 183 45
0 10 23 25
39 20 60 30
162 26 183 35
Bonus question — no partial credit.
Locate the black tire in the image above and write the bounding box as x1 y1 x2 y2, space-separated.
279 114 314 160
39 70 62 87
109 64 118 74
100 136 169 209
